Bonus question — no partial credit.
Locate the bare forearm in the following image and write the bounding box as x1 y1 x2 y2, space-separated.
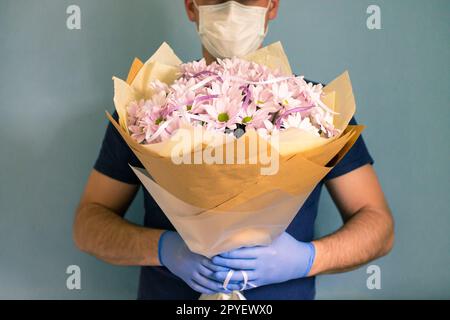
309 207 394 276
73 203 164 266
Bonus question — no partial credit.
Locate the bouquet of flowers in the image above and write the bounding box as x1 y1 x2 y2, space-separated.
126 54 340 145
106 42 364 300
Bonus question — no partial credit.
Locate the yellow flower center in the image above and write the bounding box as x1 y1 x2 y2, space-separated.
218 113 229 122
243 116 252 124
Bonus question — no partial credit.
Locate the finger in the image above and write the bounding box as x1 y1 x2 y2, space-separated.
192 272 227 292
211 256 257 270
213 270 258 283
219 247 264 259
192 272 242 293
201 258 230 272
222 282 245 292
198 264 220 282
198 266 246 292
189 279 217 295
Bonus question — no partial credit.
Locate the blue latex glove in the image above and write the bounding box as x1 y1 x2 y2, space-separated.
210 232 316 290
158 231 243 294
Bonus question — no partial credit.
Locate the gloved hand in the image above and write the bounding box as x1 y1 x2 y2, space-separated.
158 231 243 294
210 232 316 290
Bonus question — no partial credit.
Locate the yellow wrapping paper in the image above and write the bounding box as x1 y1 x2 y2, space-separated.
107 42 364 258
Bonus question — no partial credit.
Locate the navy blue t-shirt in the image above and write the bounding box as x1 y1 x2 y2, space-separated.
93 81 374 300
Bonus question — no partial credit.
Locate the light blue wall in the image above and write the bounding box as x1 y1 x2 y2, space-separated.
0 0 448 299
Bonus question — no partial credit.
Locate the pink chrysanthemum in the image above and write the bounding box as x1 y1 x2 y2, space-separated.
126 57 340 144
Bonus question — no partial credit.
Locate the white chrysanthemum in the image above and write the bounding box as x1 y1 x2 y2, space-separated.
257 120 279 140
282 113 320 137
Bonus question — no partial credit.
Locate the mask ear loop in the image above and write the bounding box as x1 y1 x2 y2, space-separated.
262 0 273 38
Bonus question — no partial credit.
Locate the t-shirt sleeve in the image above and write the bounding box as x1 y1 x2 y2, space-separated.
93 111 141 185
324 117 374 181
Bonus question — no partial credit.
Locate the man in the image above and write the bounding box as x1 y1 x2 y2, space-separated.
73 0 394 300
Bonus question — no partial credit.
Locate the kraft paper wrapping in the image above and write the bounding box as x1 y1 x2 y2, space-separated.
127 126 362 258
107 42 364 257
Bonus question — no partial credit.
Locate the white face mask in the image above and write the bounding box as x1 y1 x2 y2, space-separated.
194 0 271 59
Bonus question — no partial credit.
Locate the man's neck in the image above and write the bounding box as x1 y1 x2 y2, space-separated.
202 45 265 65
202 46 217 65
